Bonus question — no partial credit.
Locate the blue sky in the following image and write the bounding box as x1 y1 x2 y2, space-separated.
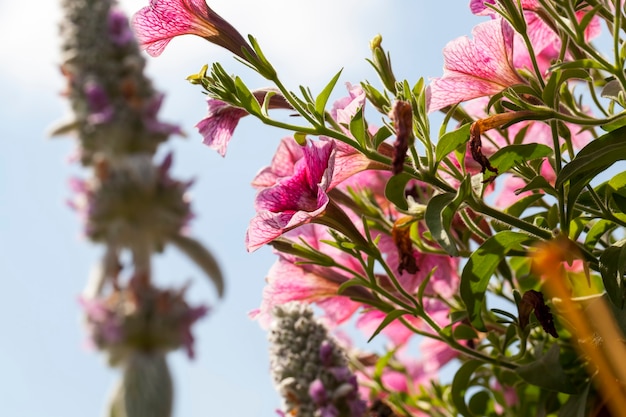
0 1 479 416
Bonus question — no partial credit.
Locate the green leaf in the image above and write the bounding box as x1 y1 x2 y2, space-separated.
425 176 472 256
371 124 393 148
384 172 413 211
468 391 490 416
435 123 471 163
608 171 626 213
584 219 616 249
453 324 479 340
488 144 553 173
542 69 590 106
601 79 623 101
551 59 607 71
516 344 577 393
425 193 458 256
556 125 626 219
349 106 368 148
461 231 535 330
514 175 558 197
234 76 262 116
315 69 343 116
367 309 411 343
599 239 626 308
558 382 590 417
451 360 483 417
504 194 545 217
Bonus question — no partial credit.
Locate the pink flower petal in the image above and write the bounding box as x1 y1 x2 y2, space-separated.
428 18 522 112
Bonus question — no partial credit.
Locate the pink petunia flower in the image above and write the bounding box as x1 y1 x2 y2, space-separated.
251 137 304 189
196 99 248 157
470 0 602 74
196 90 290 157
131 0 250 58
245 138 336 252
249 224 364 328
427 18 524 113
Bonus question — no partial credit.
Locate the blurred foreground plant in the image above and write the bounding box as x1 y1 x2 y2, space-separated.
53 0 223 415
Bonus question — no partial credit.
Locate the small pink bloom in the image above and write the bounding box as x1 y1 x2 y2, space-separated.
196 99 248 157
251 256 361 329
132 0 249 58
251 137 304 189
331 82 366 127
427 18 523 113
253 136 374 191
246 138 336 252
196 91 290 157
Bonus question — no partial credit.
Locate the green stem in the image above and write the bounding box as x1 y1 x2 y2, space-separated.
468 196 553 240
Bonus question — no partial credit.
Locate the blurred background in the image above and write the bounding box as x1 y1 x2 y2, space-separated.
0 1 478 416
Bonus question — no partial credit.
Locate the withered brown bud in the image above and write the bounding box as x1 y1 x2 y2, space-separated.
391 217 419 275
389 100 413 175
469 121 498 181
519 289 559 338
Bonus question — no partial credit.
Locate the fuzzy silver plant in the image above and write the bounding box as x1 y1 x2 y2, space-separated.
269 302 367 417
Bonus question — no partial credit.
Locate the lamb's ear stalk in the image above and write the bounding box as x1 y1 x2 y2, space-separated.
109 352 173 417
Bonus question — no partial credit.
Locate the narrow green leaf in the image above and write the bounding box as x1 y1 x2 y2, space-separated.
599 239 626 308
349 106 368 148
371 124 393 148
451 360 483 417
584 219 616 249
435 123 471 163
468 391 490 416
489 144 553 173
558 382 590 417
367 309 411 343
514 175 558 197
384 172 413 211
516 344 576 393
234 76 262 116
453 324 479 340
556 126 626 215
315 69 343 115
601 79 623 101
504 194 544 217
461 231 535 330
551 59 607 71
425 193 458 256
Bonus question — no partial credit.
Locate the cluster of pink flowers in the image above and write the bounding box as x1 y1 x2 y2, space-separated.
126 0 617 414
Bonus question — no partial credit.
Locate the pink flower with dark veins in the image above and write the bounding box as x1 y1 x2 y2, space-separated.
249 224 364 329
132 0 250 58
469 0 602 74
245 138 336 252
196 99 248 157
196 91 291 157
427 18 524 113
251 137 304 189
